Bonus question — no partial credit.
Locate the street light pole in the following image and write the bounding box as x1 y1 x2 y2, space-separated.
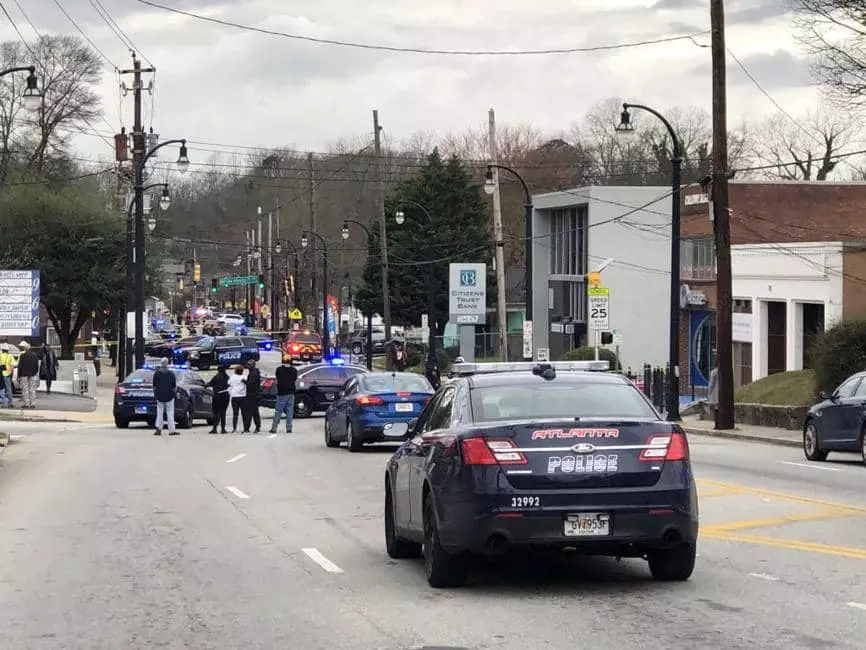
0 66 41 108
394 201 436 366
617 102 682 421
343 219 376 371
301 231 330 359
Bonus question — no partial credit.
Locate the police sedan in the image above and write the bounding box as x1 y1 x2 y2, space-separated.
172 335 260 370
383 360 698 588
113 364 214 429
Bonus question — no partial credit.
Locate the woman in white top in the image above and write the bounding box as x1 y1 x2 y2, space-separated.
228 365 247 432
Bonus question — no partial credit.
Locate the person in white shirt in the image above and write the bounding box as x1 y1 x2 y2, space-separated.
228 365 247 433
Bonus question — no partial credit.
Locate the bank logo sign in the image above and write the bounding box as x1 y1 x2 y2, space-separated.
449 263 486 325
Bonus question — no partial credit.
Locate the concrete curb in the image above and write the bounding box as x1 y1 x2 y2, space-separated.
683 427 801 448
0 415 83 423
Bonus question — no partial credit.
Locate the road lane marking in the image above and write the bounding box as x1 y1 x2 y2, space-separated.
704 531 866 560
302 548 344 574
748 573 778 581
698 479 866 514
268 434 277 439
698 488 743 498
701 508 857 534
847 602 866 611
226 453 247 463
777 461 843 472
225 486 250 499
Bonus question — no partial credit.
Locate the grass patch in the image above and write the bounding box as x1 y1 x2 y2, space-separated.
734 369 817 406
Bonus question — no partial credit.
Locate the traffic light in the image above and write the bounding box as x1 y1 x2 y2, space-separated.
283 278 290 296
600 332 613 345
211 278 218 293
177 277 184 290
289 274 295 295
193 263 201 283
257 274 265 289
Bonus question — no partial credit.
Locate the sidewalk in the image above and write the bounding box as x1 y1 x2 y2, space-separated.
681 416 801 448
0 379 116 425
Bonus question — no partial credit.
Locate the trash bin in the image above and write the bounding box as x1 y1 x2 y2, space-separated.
72 366 88 395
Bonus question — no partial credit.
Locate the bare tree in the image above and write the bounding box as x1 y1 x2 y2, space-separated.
748 103 860 180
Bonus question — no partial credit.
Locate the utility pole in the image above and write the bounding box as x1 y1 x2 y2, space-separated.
267 208 273 331
257 214 263 325
246 230 253 323
711 0 734 430
272 197 280 331
308 152 317 330
192 247 197 315
373 110 393 342
488 109 509 361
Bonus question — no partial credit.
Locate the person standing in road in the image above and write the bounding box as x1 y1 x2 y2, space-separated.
707 365 719 421
270 358 297 434
16 342 39 409
228 364 246 432
0 344 13 408
152 358 178 436
241 359 262 433
40 344 58 394
207 365 230 434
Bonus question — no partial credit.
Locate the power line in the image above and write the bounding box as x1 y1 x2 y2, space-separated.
0 0 36 58
134 0 706 56
50 0 119 69
88 0 153 67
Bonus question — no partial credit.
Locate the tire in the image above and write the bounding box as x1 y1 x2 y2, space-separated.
114 417 129 429
423 496 467 588
346 419 363 452
803 420 828 462
324 418 340 448
648 543 696 581
294 394 313 419
385 483 422 559
178 404 194 429
352 342 363 355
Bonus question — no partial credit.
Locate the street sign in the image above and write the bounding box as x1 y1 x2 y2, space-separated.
536 347 549 362
449 263 487 325
0 270 40 337
613 329 623 345
588 287 610 330
289 308 303 320
219 275 258 288
522 320 533 359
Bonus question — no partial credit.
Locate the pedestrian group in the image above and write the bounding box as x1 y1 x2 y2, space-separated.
0 341 59 409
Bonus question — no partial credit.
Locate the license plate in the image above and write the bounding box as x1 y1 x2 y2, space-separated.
395 403 413 412
135 406 149 414
564 513 610 537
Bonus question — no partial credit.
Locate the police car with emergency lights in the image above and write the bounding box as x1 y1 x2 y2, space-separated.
382 360 698 588
113 363 214 429
172 335 260 370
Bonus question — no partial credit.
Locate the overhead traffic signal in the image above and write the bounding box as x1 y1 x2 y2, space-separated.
193 263 201 283
258 274 265 289
211 278 218 293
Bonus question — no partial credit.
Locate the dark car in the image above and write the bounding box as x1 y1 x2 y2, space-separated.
247 329 275 352
113 366 215 429
147 334 205 359
324 372 434 451
173 335 261 370
260 361 367 416
382 360 699 588
803 371 866 464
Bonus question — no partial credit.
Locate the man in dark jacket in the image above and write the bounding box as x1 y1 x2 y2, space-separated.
17 341 40 409
152 357 178 436
241 359 261 433
269 358 297 434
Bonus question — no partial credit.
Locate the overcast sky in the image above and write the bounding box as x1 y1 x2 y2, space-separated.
2 0 816 163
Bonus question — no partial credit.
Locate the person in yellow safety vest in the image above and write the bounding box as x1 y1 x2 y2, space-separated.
0 343 14 408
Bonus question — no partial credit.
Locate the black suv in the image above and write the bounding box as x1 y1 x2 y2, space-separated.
173 335 260 370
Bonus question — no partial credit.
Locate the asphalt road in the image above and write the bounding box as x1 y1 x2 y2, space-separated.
0 419 864 649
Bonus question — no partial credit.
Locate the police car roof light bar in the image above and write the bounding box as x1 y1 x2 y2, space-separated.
450 360 610 375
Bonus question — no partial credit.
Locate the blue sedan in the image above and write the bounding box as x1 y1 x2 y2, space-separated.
324 372 434 452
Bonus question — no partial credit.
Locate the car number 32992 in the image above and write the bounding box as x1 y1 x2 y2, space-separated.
511 496 540 508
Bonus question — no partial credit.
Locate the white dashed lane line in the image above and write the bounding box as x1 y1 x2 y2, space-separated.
302 548 344 574
777 461 843 472
268 434 277 439
748 573 778 582
847 602 866 612
225 486 250 500
226 453 246 463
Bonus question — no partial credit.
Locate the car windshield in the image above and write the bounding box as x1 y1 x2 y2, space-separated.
363 374 431 393
291 334 321 344
176 337 204 347
470 382 657 422
126 370 155 384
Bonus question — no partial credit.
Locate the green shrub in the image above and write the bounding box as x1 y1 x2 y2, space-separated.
562 346 620 369
405 342 425 368
810 318 866 392
436 346 459 371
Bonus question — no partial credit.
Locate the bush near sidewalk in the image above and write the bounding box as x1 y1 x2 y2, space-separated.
810 317 866 393
734 369 817 406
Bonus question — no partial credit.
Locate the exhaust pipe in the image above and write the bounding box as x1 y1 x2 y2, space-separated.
486 533 509 555
662 528 683 546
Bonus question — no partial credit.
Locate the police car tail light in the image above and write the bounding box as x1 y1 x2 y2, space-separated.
640 433 689 462
357 395 384 406
462 438 526 466
114 385 126 395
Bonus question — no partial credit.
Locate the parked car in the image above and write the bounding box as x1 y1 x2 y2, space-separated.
247 329 275 352
324 372 434 451
803 371 866 465
113 365 214 429
259 361 367 415
350 328 387 355
217 313 246 327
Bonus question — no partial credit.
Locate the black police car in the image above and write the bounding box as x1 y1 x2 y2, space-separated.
260 361 367 416
383 361 699 588
113 365 215 429
173 335 260 370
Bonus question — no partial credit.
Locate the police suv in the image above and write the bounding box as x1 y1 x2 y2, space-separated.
172 335 260 370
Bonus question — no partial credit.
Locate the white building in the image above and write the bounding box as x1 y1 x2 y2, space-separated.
529 186 672 369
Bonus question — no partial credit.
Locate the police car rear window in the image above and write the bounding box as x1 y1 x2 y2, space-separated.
470 383 656 422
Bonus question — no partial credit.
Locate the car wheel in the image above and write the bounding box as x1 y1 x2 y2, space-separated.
423 496 467 588
178 404 194 429
346 419 363 452
114 417 129 429
352 342 363 355
324 418 340 448
294 394 313 418
803 420 828 462
647 543 696 581
385 482 422 559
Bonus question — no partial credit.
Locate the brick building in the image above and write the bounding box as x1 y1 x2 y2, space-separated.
679 181 866 393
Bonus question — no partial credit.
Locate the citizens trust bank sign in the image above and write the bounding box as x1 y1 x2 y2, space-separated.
449 263 487 325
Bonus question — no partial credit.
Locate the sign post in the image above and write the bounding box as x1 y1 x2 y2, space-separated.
449 263 486 363
0 270 41 338
588 286 610 362
522 319 533 359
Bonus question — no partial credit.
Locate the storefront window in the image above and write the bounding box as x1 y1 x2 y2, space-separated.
693 314 717 381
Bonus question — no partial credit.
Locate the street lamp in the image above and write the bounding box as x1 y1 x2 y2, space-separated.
393 201 437 366
159 186 171 211
617 102 683 421
343 219 377 371
301 230 330 359
0 66 42 110
147 218 156 232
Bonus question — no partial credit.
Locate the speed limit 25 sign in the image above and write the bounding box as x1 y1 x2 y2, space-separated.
588 287 610 330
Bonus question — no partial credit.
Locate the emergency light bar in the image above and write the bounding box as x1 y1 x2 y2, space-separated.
450 360 610 375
